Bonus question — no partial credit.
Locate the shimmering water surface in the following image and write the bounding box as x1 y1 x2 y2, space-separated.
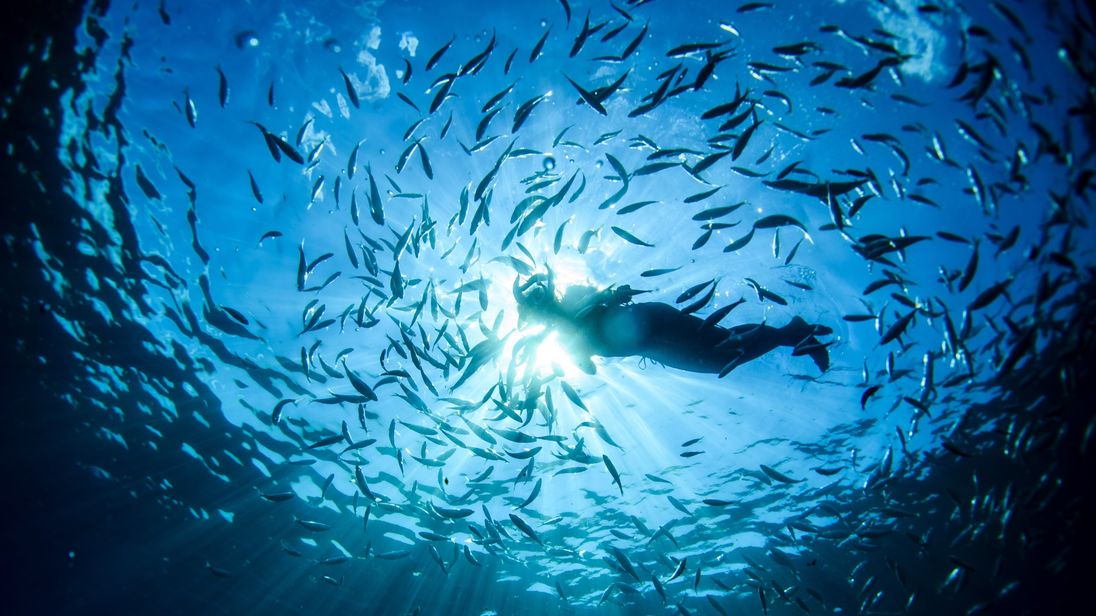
4 0 1096 614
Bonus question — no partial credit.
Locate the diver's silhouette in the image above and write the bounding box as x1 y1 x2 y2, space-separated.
514 275 832 376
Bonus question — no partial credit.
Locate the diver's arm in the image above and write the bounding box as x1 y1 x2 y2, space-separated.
570 284 642 319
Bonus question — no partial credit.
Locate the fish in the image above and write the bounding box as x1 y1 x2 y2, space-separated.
610 546 641 581
616 200 658 215
513 93 549 133
745 278 788 305
518 478 542 509
958 242 980 292
879 310 917 345
425 36 454 72
754 214 807 232
603 455 623 495
260 491 294 502
559 381 588 411
305 433 344 450
732 120 762 161
668 495 692 515
724 228 755 253
684 186 722 203
611 226 654 247
861 385 881 409
509 513 542 545
618 20 648 60
182 88 197 127
530 27 551 63
216 66 228 107
760 464 803 484
396 92 420 112
668 558 687 581
338 67 359 109
296 518 332 532
343 362 378 401
563 74 607 115
701 298 746 329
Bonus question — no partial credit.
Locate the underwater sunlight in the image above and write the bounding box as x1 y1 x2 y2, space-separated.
3 0 1096 614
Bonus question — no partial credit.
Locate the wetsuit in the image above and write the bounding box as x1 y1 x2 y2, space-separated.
518 281 830 376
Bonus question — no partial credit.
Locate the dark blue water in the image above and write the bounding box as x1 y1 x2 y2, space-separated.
3 0 1095 614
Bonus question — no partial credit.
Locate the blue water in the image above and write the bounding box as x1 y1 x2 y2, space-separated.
4 0 1096 614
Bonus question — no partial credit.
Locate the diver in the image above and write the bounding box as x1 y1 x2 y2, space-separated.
513 273 832 376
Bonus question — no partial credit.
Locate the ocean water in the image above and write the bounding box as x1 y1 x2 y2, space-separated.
3 0 1095 614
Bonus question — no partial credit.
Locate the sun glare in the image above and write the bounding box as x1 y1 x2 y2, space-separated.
534 330 579 377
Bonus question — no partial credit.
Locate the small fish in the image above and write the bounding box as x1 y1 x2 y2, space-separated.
271 399 295 425
513 93 549 133
668 558 688 582
530 27 551 63
563 73 607 115
641 267 681 277
724 228 755 253
343 362 378 401
754 214 807 232
355 465 376 500
296 518 332 532
425 36 455 72
560 381 589 411
744 277 787 305
610 546 641 581
396 92 420 112
879 310 916 345
860 385 881 409
183 88 197 127
603 455 623 495
701 298 746 329
216 66 229 107
305 433 344 450
684 186 722 203
509 512 543 545
668 495 692 515
732 119 762 161
759 464 803 484
338 67 359 109
518 478 542 509
693 202 745 221
958 242 979 292
611 226 655 247
247 170 263 204
260 491 294 502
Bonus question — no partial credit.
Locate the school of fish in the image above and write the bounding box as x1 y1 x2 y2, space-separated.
43 0 1096 613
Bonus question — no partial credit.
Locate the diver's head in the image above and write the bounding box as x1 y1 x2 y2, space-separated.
514 276 555 325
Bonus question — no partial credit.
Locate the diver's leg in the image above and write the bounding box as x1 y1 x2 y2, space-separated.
594 304 726 372
591 304 831 374
720 317 831 372
780 316 832 371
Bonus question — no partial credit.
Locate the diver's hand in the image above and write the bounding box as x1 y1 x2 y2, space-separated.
612 285 634 304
